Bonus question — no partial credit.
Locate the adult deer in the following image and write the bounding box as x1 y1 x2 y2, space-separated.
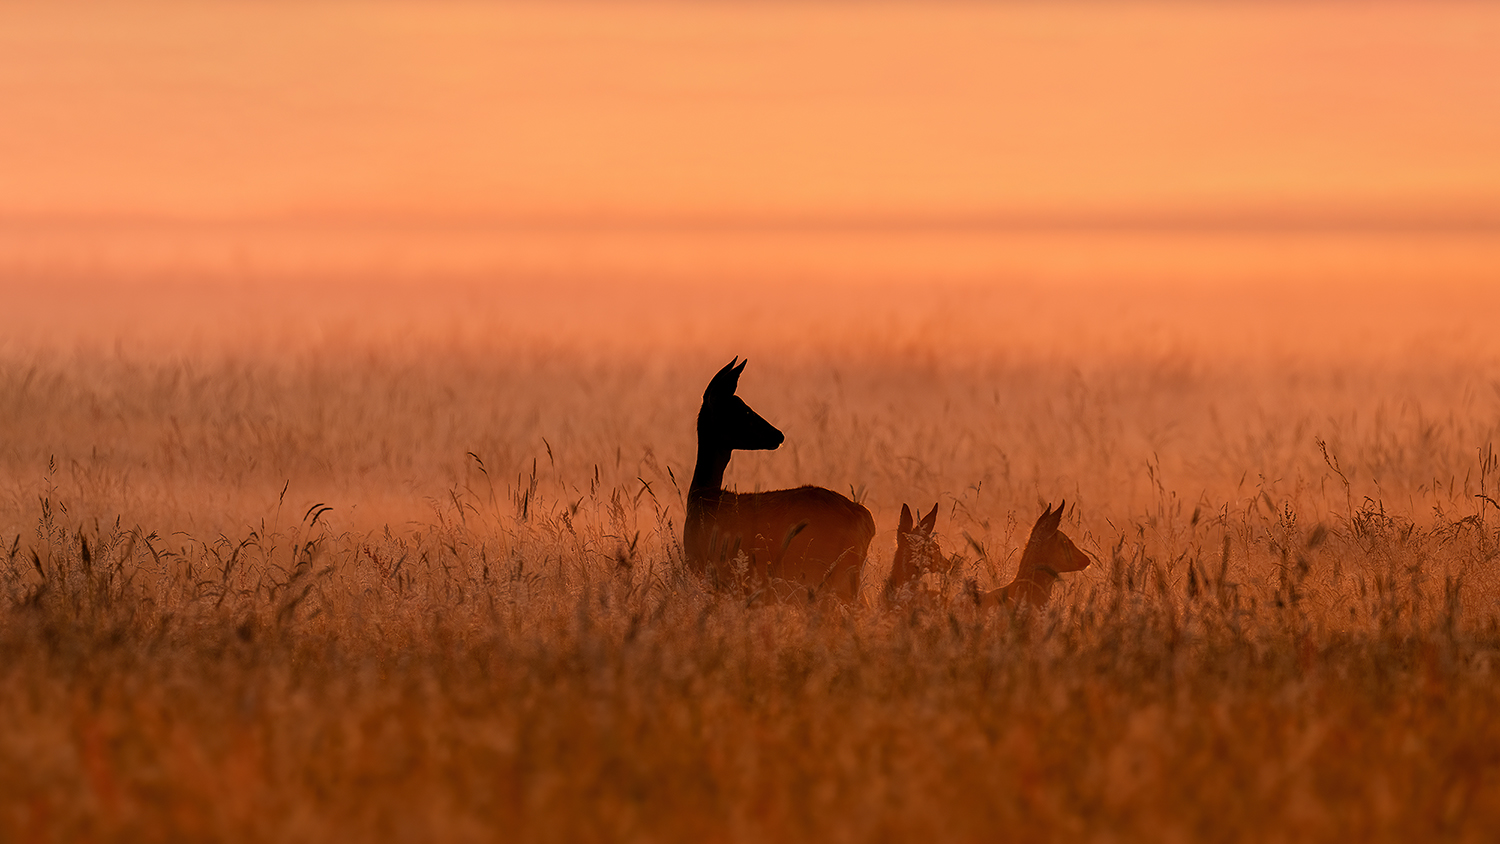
976 501 1092 609
682 358 876 602
883 503 959 606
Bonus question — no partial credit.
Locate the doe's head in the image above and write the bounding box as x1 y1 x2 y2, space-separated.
698 357 784 452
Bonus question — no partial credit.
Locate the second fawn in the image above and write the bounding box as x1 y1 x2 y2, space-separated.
977 501 1092 609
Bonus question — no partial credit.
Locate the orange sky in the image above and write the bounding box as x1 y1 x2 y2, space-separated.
2 1 1498 225
2 1 1499 296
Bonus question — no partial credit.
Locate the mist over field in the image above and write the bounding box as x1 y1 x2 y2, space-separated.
4 2 1500 841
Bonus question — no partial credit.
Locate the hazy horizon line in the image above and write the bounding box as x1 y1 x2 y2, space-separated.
6 209 1500 236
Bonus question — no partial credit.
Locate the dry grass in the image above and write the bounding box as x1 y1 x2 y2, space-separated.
4 276 1500 842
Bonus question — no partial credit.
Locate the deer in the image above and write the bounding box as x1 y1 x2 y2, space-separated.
876 501 1089 610
974 501 1093 609
883 503 960 606
682 358 877 602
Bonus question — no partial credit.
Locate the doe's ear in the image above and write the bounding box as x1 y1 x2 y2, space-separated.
899 503 914 533
919 503 939 532
704 357 746 399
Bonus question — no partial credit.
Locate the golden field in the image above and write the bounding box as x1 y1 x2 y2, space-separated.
5 268 1500 842
6 1 1500 840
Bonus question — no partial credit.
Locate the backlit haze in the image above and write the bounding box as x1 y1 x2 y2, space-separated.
3 1 1498 360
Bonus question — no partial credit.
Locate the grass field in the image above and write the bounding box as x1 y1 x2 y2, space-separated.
4 269 1500 842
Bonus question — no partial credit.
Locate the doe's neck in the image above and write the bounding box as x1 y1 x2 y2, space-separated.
689 441 733 497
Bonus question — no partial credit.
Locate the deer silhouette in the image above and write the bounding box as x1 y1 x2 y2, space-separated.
883 502 959 606
682 358 876 602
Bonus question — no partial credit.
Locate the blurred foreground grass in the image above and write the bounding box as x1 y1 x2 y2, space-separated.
4 483 1500 841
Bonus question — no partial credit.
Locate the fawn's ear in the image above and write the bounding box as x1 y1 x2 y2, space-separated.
704 357 746 399
899 503 913 533
1031 502 1057 537
1046 500 1065 530
919 503 938 532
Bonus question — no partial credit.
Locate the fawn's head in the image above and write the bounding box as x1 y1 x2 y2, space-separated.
1019 501 1092 579
894 503 957 578
698 358 784 452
